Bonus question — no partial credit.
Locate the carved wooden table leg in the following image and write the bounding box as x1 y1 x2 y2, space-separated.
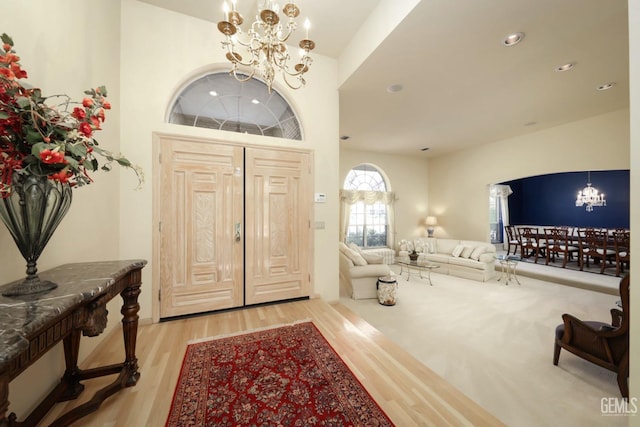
120 281 141 387
60 329 85 401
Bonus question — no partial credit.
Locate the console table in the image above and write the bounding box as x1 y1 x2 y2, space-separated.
0 260 147 427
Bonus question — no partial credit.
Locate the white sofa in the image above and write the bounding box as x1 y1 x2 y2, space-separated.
339 242 392 299
398 238 496 282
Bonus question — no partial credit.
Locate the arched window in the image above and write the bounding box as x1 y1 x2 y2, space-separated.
168 72 302 140
342 164 393 248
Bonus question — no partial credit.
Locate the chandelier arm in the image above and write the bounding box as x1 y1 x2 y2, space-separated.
231 67 255 82
228 34 253 49
282 72 305 90
275 23 296 44
222 42 259 68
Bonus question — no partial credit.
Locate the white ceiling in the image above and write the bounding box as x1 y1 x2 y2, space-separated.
138 0 630 158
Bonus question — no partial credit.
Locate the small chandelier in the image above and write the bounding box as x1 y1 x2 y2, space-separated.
575 171 606 212
217 0 315 93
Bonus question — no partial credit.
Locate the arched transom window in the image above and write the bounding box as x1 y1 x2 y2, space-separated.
168 72 302 140
343 164 390 248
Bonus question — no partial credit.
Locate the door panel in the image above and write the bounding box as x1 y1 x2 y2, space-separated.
244 147 312 305
159 138 244 318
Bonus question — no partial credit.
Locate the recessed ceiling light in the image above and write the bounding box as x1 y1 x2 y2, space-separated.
387 84 403 93
555 63 575 72
209 90 218 96
524 121 537 126
420 147 430 151
597 82 616 91
251 99 260 104
340 135 351 141
503 32 525 46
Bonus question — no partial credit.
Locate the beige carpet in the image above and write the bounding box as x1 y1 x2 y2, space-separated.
339 266 627 427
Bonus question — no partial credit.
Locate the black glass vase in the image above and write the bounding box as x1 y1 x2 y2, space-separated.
0 173 72 297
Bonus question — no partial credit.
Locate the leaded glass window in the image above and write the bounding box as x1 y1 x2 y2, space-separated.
168 72 302 140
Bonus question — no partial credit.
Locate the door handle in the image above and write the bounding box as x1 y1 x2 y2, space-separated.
235 223 241 242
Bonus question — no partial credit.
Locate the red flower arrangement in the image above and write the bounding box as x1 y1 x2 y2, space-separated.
0 33 142 196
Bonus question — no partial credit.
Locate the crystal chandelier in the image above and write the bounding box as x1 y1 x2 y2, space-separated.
575 171 606 212
217 1 315 93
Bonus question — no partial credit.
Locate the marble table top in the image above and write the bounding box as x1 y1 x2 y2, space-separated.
0 260 147 370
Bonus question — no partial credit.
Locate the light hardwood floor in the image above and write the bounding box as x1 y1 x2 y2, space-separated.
38 298 504 426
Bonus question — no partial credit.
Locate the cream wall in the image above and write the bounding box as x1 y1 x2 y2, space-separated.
339 149 430 245
118 0 340 314
3 0 126 418
427 108 630 242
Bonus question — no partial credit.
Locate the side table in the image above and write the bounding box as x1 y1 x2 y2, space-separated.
496 254 521 285
0 260 147 427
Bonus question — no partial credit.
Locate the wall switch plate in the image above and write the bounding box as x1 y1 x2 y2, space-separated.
314 193 326 203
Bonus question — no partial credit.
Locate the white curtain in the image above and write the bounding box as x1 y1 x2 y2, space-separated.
491 184 513 250
339 190 397 248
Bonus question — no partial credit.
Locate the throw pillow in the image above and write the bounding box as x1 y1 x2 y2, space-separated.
470 246 486 261
339 242 350 254
451 245 464 257
362 253 384 264
345 248 367 266
460 246 474 258
348 242 363 254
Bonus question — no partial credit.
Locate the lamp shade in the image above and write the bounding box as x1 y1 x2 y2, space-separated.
425 216 438 226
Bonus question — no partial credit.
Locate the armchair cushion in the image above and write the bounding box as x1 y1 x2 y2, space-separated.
339 242 367 266
362 253 384 264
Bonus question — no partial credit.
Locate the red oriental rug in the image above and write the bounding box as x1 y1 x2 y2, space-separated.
166 321 394 426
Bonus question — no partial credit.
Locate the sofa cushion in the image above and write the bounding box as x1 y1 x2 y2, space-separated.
460 246 474 258
478 253 496 263
423 253 451 263
452 244 464 257
436 239 460 255
449 257 488 270
469 246 486 261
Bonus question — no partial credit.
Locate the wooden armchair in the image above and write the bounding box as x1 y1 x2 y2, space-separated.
553 274 629 397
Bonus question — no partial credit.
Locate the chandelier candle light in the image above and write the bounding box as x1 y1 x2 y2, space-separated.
575 171 606 212
217 0 315 93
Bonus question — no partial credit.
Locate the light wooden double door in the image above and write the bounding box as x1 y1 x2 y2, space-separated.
157 137 313 319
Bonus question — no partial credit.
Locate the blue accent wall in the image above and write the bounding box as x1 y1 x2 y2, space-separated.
502 170 629 228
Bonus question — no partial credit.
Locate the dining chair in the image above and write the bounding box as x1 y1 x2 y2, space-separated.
543 227 579 268
504 225 521 256
612 230 630 277
580 228 616 274
518 226 545 263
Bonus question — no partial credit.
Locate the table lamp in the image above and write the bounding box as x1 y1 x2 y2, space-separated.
426 216 437 237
